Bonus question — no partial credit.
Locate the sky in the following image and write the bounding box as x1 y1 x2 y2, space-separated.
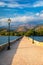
0 0 43 26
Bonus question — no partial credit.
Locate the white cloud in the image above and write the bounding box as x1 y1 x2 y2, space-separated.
40 13 43 17
0 16 34 22
7 3 20 8
0 2 6 7
0 1 43 8
6 3 30 8
13 16 34 22
39 13 43 20
35 13 40 16
0 10 43 24
0 18 8 22
33 1 43 7
0 2 27 8
0 14 43 23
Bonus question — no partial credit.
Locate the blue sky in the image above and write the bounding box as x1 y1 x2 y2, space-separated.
0 0 43 26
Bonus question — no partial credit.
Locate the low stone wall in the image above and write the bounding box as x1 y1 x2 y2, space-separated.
34 41 43 46
0 43 7 51
0 36 22 51
29 37 43 46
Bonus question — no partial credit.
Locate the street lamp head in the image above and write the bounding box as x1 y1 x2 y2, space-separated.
8 18 11 23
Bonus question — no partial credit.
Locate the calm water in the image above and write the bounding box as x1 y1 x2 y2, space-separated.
0 36 43 45
0 36 20 45
30 36 43 42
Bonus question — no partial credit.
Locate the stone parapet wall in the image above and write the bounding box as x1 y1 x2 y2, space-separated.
0 36 22 51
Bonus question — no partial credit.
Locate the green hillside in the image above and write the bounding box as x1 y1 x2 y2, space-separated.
0 25 43 36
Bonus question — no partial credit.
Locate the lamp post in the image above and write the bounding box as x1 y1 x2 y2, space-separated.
32 30 35 44
0 22 1 36
7 18 11 50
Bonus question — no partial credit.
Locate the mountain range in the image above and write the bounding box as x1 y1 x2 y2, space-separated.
0 20 43 31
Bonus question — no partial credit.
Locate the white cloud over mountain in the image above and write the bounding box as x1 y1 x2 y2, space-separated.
0 11 43 23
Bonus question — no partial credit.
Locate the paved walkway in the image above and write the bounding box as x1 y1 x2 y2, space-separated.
0 36 43 65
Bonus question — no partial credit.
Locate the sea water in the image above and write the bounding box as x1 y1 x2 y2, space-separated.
0 36 20 45
29 36 43 42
